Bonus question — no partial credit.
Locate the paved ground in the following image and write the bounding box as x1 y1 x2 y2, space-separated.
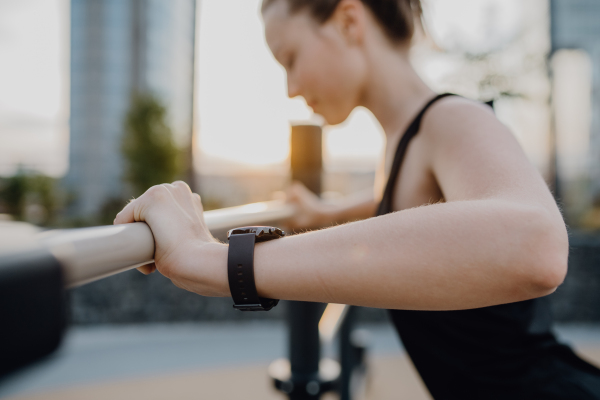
1 323 600 400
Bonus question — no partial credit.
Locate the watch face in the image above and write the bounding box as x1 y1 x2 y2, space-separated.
227 226 285 242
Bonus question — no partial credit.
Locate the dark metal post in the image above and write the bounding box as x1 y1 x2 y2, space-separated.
289 124 323 399
339 307 368 400
339 307 356 400
272 124 346 398
287 301 325 399
285 124 325 399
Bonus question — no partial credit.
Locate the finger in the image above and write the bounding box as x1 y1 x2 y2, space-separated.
271 191 286 201
172 180 192 194
292 181 307 191
286 185 300 202
294 181 315 197
191 193 204 219
191 193 215 241
168 181 200 214
136 262 157 275
192 192 203 209
114 184 170 225
114 199 137 225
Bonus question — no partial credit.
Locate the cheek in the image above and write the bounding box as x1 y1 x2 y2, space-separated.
303 47 364 122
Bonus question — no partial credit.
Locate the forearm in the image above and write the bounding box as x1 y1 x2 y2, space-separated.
253 199 567 310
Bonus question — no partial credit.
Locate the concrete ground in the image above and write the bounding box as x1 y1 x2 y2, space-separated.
1 323 600 400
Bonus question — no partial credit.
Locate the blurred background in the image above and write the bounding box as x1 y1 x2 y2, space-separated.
0 0 599 399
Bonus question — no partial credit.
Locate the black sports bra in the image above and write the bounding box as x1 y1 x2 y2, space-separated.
376 93 600 399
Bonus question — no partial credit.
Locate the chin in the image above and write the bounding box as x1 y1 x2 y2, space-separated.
322 108 353 126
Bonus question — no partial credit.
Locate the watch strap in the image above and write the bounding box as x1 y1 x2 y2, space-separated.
227 233 278 311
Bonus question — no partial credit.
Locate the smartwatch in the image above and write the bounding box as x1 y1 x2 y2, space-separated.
227 226 285 311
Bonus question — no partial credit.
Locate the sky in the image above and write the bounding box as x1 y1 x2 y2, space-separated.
0 0 552 178
0 0 69 177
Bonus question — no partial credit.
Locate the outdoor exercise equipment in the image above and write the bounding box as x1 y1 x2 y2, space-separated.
0 124 368 399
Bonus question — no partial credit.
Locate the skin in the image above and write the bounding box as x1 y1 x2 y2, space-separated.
114 0 569 310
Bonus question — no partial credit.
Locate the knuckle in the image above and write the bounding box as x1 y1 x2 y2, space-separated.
147 184 170 200
172 180 190 191
145 185 161 197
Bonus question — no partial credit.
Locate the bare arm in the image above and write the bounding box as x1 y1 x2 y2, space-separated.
254 198 563 310
114 99 568 310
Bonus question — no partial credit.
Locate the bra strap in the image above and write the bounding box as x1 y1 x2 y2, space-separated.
376 93 455 216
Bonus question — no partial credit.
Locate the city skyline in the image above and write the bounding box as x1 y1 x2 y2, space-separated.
0 0 580 182
0 0 386 178
65 0 197 216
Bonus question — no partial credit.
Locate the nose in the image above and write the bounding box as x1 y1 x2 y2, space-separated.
287 73 300 99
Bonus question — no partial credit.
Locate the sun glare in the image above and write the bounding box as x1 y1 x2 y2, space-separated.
196 0 384 173
196 0 301 169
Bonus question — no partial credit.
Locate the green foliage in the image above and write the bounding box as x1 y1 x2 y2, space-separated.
99 197 129 226
0 173 28 218
0 170 58 226
122 94 183 196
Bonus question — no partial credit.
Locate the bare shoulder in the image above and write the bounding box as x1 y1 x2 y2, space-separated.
418 95 518 159
420 96 502 141
416 94 550 206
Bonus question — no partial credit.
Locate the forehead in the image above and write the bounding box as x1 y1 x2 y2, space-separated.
263 1 315 54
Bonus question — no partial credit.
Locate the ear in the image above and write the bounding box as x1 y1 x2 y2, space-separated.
330 0 367 46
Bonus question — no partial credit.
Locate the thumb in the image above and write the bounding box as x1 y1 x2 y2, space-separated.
114 198 138 225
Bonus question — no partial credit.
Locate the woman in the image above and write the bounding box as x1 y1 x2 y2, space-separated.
114 0 600 397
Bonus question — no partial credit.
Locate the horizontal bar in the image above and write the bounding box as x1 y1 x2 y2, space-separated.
35 200 296 288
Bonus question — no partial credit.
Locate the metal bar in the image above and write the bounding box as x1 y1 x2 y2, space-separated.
35 200 296 288
318 303 350 346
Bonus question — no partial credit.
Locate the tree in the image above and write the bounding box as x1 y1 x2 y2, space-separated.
0 169 58 226
0 173 28 219
122 94 183 197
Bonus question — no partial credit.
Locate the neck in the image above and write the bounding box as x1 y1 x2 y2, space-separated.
359 45 435 141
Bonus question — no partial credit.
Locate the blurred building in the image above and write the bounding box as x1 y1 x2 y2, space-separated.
550 0 600 223
65 0 196 217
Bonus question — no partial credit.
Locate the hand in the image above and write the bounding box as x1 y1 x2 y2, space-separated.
285 181 332 230
113 181 229 297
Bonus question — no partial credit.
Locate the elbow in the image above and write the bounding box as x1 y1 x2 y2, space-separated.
530 253 567 297
521 208 569 297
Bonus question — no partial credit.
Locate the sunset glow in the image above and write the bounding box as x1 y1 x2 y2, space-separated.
196 0 384 173
0 0 550 177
